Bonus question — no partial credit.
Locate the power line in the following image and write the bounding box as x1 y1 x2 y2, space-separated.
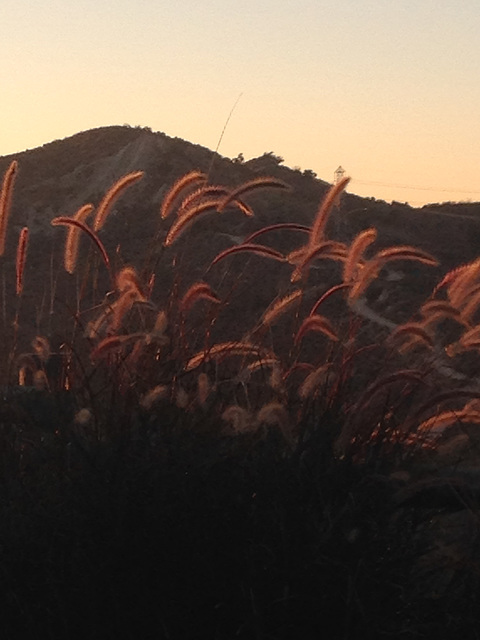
353 178 480 195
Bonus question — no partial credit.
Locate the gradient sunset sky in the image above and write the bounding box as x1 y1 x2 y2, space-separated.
2 0 479 206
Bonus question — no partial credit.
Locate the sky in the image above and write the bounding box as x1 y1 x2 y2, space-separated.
2 0 480 206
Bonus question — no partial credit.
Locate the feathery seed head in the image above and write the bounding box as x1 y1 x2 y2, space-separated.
343 228 377 284
140 385 169 410
261 290 302 326
310 176 350 246
218 177 289 212
116 266 144 295
0 160 18 256
161 171 207 220
16 226 29 295
64 204 94 274
94 171 144 232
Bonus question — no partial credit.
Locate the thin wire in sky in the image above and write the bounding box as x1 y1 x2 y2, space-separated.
208 93 243 178
354 178 480 195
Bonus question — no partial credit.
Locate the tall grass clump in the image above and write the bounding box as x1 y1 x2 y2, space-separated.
0 158 479 639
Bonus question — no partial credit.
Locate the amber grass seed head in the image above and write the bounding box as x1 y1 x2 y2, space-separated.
310 176 350 247
15 226 29 296
343 228 377 284
93 171 144 232
261 290 302 327
160 171 207 220
64 204 94 274
217 177 290 212
140 385 169 410
0 160 18 256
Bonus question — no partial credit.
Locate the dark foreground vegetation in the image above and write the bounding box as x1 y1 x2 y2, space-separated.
1 393 479 640
0 147 480 638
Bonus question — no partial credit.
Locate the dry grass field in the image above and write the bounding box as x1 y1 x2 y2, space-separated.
0 145 480 638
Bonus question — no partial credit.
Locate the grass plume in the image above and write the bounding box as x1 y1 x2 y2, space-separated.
209 243 285 268
180 282 220 314
64 204 94 274
90 333 144 362
310 176 350 246
93 171 144 232
51 217 112 282
244 223 311 245
15 226 29 296
0 160 18 256
186 341 273 372
294 314 338 344
390 322 434 350
374 245 438 267
261 289 302 326
160 171 206 220
298 363 330 399
417 408 480 435
218 177 289 212
343 228 377 284
290 240 347 282
164 199 221 246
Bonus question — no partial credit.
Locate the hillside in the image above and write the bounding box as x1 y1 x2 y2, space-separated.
1 125 479 368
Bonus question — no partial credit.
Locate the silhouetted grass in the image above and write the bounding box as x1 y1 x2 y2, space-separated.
0 165 479 639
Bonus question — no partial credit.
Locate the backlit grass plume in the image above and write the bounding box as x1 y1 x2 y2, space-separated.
294 314 338 344
64 204 94 274
94 171 144 232
417 408 480 435
217 177 289 212
298 364 330 399
0 160 18 256
448 262 480 312
177 185 229 217
261 290 302 326
116 266 145 296
180 282 220 314
160 171 206 220
51 217 112 281
164 199 221 246
389 322 434 351
244 223 311 245
210 243 285 268
343 228 377 284
310 176 350 246
420 300 462 320
347 244 438 303
186 341 274 372
15 226 29 296
290 241 347 283
90 333 145 362
373 246 438 267
348 260 381 302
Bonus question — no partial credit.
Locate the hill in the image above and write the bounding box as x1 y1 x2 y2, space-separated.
0 125 479 369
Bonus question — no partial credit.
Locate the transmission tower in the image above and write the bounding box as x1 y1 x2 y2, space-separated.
334 166 346 185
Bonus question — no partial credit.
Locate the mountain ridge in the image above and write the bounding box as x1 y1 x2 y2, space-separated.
0 125 479 364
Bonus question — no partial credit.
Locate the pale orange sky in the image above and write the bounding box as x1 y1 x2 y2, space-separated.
2 0 480 206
